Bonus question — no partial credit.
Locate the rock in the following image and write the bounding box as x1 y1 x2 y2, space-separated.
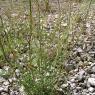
0 87 3 92
91 66 95 73
2 85 9 92
8 78 13 83
76 86 82 91
12 77 17 81
0 85 9 93
76 69 85 82
91 74 95 78
1 92 8 95
70 83 76 90
88 87 95 92
86 22 90 28
10 90 20 95
3 81 9 86
61 83 68 88
15 69 20 77
87 78 95 87
87 64 95 74
70 78 75 83
3 66 10 71
77 47 83 53
0 77 6 83
64 63 76 72
88 62 93 65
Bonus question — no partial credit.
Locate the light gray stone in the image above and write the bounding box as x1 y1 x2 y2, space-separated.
88 87 95 92
3 81 9 86
87 78 95 87
76 69 85 82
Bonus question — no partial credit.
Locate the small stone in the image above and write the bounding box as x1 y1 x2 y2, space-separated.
0 87 3 92
64 63 76 72
12 77 17 81
1 92 8 95
8 78 13 83
70 78 75 83
15 69 20 77
88 87 94 92
91 74 95 78
87 78 95 87
87 64 95 74
61 22 67 27
3 81 9 86
86 22 90 28
91 66 95 73
76 87 81 90
70 83 76 89
76 69 85 82
74 69 79 72
88 62 93 65
77 47 83 53
3 66 10 71
56 88 63 91
61 83 68 88
2 85 9 92
10 90 20 95
0 77 6 83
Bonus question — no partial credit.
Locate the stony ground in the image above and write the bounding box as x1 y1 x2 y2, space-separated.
56 3 95 95
0 0 95 95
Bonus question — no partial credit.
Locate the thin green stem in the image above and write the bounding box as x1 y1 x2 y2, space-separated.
85 0 92 21
28 0 33 64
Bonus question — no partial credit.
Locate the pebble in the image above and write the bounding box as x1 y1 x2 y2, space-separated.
77 47 83 53
3 81 9 86
3 66 10 71
87 78 95 87
0 87 3 92
88 87 95 92
76 69 85 82
91 66 95 73
0 77 6 83
70 78 75 83
61 83 68 88
15 69 20 77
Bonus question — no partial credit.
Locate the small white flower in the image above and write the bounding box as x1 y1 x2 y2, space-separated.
15 69 20 77
3 66 10 71
46 72 50 76
35 78 40 82
19 85 25 92
61 22 67 27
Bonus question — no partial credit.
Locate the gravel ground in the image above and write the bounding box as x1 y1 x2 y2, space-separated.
0 0 95 95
